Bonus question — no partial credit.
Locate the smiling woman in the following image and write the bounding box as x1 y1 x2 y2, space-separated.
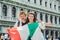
27 13 45 40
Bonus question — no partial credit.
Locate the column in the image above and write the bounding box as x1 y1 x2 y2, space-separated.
58 31 60 37
57 17 59 24
47 0 50 9
7 5 13 21
43 30 46 38
7 5 12 18
36 0 40 6
56 1 59 11
52 16 55 24
37 12 40 20
24 9 28 14
52 1 54 10
53 31 55 39
49 30 51 35
16 7 20 18
30 0 34 4
48 15 50 23
0 3 2 16
42 13 45 22
42 0 45 7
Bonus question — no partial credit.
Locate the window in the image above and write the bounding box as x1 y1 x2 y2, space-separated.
55 31 58 39
50 3 52 8
0 27 1 31
45 2 47 7
54 5 56 10
59 17 60 24
40 0 42 5
45 14 48 22
28 0 30 2
34 0 36 4
58 6 60 11
55 16 57 24
51 30 54 36
40 12 43 21
20 8 23 11
34 12 37 17
50 15 53 23
12 7 16 17
27 9 30 13
2 5 7 16
45 30 49 36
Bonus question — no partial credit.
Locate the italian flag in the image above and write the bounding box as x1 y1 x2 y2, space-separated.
7 23 45 40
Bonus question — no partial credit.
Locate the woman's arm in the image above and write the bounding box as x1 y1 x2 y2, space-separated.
38 20 52 27
39 22 45 30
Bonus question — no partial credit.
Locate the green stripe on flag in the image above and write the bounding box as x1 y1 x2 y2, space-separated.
27 22 39 40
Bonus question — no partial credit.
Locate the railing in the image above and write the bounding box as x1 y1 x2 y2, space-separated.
0 16 17 22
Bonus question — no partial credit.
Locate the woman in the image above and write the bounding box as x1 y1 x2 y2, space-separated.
27 13 45 40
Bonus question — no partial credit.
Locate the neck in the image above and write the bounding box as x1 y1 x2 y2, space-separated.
21 20 26 23
29 21 33 23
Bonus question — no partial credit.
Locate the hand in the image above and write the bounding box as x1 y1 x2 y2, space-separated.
46 22 52 27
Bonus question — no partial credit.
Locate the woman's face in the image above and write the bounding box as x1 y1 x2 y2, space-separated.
28 14 34 22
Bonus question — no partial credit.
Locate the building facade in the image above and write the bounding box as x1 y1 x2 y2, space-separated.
0 0 60 39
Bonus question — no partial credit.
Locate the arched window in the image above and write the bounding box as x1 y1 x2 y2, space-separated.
27 9 30 13
40 0 42 5
34 0 36 4
40 12 43 21
50 15 53 23
45 2 47 7
51 30 54 36
45 30 49 35
20 8 23 11
55 16 57 24
50 3 52 8
2 5 7 16
28 0 30 2
12 7 16 17
59 17 60 24
45 14 48 22
55 31 58 39
34 12 37 18
54 5 56 10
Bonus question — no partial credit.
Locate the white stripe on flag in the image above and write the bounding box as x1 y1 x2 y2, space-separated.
17 24 29 40
31 26 46 40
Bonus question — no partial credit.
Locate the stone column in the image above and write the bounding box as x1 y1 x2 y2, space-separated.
57 17 59 24
37 12 40 20
42 13 45 22
48 15 50 23
0 3 2 16
52 16 55 24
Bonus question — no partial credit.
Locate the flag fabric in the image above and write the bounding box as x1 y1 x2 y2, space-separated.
7 28 21 40
7 23 45 40
31 26 45 40
18 24 45 40
17 25 29 40
27 22 45 40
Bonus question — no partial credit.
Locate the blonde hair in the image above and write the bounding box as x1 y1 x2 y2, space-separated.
17 11 26 19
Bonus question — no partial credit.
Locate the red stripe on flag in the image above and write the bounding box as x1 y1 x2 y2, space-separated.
7 28 21 40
